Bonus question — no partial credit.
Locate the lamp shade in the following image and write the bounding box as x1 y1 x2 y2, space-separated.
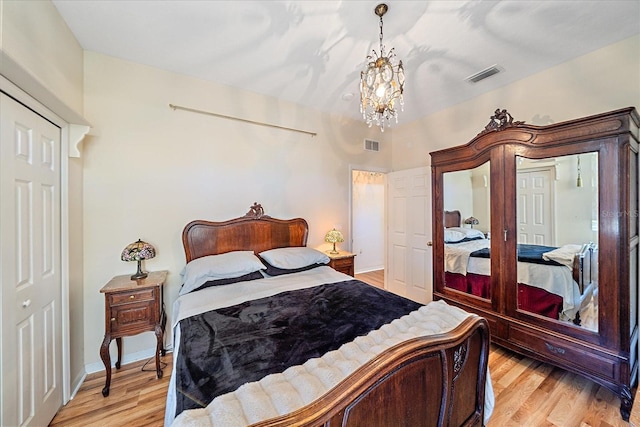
325 229 344 254
121 239 155 280
464 217 479 228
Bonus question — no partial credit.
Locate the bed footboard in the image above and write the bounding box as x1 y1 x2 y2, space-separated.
573 242 598 294
253 315 490 427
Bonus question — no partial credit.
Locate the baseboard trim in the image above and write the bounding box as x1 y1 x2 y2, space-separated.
84 347 158 375
69 371 87 400
355 267 384 275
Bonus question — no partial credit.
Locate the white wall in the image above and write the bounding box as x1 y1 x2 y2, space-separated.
391 34 640 170
470 165 491 235
443 170 473 222
442 166 490 233
81 52 391 368
0 0 83 113
549 153 599 245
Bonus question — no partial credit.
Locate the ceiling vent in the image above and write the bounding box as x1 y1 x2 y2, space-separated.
465 65 502 83
364 139 380 152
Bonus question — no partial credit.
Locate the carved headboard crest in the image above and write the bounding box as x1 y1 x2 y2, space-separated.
245 202 268 219
477 108 525 136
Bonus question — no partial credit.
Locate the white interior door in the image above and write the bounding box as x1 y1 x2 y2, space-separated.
1 93 63 426
517 169 554 245
386 166 432 304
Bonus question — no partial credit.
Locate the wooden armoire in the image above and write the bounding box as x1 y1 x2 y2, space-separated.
430 107 639 419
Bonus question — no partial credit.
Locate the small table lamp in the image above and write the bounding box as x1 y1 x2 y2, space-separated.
464 217 479 228
325 228 344 254
121 239 156 280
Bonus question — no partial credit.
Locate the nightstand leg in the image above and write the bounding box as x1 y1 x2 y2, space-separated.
160 308 167 357
100 334 112 397
115 337 122 369
154 323 164 379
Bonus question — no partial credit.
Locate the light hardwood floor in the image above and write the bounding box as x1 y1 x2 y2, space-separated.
51 270 631 426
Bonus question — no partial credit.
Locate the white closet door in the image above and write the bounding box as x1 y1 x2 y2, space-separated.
1 93 62 426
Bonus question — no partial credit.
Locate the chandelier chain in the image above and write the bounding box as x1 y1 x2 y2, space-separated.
379 15 384 52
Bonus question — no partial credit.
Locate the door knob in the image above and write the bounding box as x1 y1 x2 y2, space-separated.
22 299 31 308
427 241 433 247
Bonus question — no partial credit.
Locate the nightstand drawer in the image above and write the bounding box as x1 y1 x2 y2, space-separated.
109 301 155 333
332 258 353 269
110 288 155 306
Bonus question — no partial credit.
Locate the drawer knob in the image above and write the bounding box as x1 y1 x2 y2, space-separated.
129 295 135 299
111 317 116 322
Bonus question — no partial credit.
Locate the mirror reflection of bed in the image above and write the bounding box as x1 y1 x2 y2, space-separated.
442 152 599 332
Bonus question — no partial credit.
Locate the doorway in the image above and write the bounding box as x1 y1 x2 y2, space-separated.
350 169 386 276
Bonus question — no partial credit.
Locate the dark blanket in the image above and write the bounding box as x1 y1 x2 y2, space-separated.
470 244 563 266
175 280 422 416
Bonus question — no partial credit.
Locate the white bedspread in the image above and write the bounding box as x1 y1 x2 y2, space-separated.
444 238 491 275
165 267 494 426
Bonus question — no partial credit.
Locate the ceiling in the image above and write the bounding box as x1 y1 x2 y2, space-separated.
52 0 640 125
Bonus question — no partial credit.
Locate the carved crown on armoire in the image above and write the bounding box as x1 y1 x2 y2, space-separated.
430 107 640 420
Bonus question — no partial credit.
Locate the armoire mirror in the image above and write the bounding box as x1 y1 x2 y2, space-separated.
442 161 491 300
515 153 599 332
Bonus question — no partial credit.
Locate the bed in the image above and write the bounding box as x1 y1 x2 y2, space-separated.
165 203 494 427
443 210 597 326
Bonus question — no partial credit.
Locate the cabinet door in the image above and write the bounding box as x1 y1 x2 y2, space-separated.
509 152 599 334
442 162 492 297
433 153 498 312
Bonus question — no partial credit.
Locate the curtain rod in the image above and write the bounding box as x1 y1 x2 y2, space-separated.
169 104 316 137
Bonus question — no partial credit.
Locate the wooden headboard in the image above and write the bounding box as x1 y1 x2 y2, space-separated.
182 203 309 263
444 210 461 228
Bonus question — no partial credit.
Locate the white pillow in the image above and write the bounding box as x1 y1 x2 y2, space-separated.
180 251 266 296
259 247 330 269
445 227 485 243
444 229 467 243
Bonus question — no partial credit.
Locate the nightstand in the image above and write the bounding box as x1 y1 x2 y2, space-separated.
99 270 167 397
327 251 356 276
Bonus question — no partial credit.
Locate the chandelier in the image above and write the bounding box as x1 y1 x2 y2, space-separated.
360 3 405 132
